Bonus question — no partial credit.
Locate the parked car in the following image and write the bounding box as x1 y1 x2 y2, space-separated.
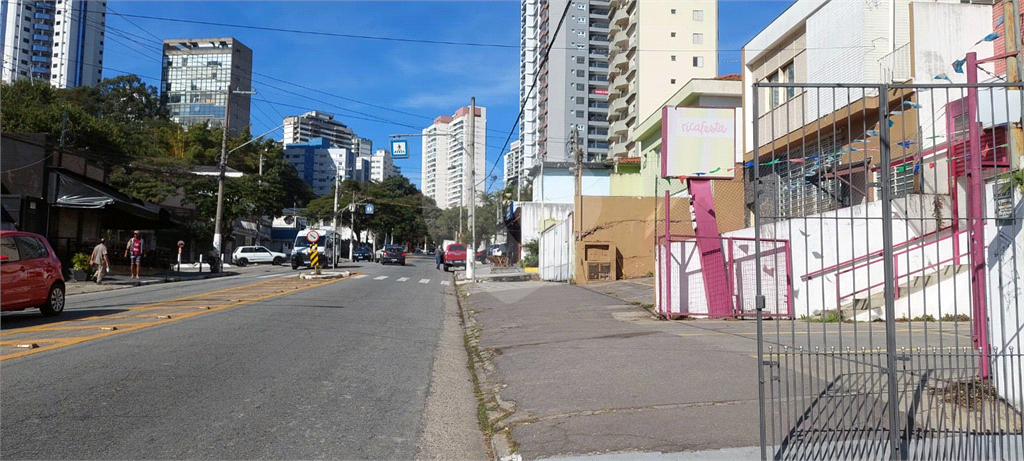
374 247 386 262
443 243 467 272
232 245 287 267
380 245 406 265
0 230 65 316
351 246 372 262
488 243 508 257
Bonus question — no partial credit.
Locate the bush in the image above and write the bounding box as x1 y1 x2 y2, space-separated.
72 253 92 272
522 238 539 267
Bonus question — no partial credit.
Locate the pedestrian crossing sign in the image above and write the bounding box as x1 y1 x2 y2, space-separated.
391 139 408 158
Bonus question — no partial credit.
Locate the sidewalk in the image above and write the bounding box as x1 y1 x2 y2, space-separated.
456 275 763 461
66 264 235 296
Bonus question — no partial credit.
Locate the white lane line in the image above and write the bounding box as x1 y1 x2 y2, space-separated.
352 274 368 279
419 279 430 284
397 277 409 282
374 276 389 280
440 281 451 286
258 274 292 279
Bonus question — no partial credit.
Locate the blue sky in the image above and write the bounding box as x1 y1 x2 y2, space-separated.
103 0 794 192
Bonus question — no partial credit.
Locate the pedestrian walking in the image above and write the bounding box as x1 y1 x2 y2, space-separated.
435 246 444 270
90 238 109 283
125 230 143 279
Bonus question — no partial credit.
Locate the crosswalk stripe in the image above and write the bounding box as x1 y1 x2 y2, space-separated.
352 274 368 279
441 281 451 286
419 279 430 284
397 277 409 282
374 276 389 280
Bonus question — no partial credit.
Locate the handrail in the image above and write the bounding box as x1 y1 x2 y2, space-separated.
838 249 969 305
803 225 956 281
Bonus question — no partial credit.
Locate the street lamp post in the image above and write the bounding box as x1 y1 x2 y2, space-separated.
212 87 255 271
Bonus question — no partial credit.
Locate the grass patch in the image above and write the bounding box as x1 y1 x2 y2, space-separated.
804 311 843 323
942 314 971 322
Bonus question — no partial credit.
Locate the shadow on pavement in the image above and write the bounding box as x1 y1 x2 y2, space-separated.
1 308 128 330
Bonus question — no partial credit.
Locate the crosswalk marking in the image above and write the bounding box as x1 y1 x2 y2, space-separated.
419 279 430 284
397 277 409 282
373 275 389 280
352 274 368 279
440 281 451 286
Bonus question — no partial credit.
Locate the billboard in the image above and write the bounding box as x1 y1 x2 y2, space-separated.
660 106 736 179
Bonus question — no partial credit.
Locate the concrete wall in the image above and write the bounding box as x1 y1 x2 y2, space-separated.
538 166 611 204
986 184 1024 411
571 195 693 282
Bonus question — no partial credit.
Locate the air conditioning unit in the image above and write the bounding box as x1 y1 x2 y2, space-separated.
582 242 616 281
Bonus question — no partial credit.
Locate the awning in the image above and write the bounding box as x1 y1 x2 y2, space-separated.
48 170 173 228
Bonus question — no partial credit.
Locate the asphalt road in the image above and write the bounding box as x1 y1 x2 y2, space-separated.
1 255 483 459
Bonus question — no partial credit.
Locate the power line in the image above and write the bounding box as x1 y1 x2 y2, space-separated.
114 13 518 49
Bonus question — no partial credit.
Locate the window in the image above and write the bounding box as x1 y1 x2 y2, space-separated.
768 73 780 108
16 236 49 260
783 61 795 98
693 10 704 21
576 56 585 64
693 33 703 44
671 79 676 84
693 56 704 67
671 32 676 37
671 55 676 61
671 9 676 14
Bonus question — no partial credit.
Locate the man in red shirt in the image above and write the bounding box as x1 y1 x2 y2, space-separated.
125 230 143 279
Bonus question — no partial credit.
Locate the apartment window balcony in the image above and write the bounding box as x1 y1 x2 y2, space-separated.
34 2 55 10
589 48 608 57
590 60 608 69
32 44 50 52
611 7 629 27
34 12 53 20
31 55 49 63
33 23 52 31
32 34 50 42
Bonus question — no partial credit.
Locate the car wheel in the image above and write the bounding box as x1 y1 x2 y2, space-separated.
272 257 283 265
40 282 65 316
291 261 299 270
236 258 248 267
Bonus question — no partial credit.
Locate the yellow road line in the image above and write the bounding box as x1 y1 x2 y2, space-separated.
2 276 346 360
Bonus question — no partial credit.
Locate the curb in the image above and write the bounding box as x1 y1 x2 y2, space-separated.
454 280 520 461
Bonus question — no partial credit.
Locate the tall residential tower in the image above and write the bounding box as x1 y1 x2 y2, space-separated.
520 0 611 166
1 0 107 87
421 106 487 210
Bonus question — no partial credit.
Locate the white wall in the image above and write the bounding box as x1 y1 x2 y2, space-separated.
986 184 1024 411
519 202 574 249
657 194 965 318
540 216 574 282
538 167 611 204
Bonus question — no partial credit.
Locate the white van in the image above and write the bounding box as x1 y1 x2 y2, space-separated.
290 229 338 269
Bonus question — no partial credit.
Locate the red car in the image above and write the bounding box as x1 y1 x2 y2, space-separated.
443 243 467 272
1 231 66 316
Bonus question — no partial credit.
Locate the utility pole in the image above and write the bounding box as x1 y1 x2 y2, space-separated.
466 97 477 281
572 128 583 242
213 87 254 272
348 190 356 264
332 167 341 268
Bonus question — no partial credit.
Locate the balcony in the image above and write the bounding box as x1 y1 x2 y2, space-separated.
612 73 628 92
609 96 627 116
611 7 629 27
34 12 53 20
612 50 628 70
33 23 52 31
610 120 628 137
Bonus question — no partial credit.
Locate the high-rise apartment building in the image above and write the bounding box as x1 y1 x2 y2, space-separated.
369 148 400 183
606 0 718 158
283 137 358 196
520 0 611 166
352 136 373 158
1 0 106 87
282 111 355 151
503 140 524 189
421 106 487 210
161 37 252 136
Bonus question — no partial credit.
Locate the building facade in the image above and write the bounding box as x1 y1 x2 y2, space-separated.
352 136 372 158
503 140 524 189
283 137 358 196
369 148 399 183
520 0 611 166
420 106 487 210
1 0 106 87
606 0 718 158
282 111 355 151
160 37 252 136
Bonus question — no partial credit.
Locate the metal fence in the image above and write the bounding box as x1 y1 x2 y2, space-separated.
753 80 1024 460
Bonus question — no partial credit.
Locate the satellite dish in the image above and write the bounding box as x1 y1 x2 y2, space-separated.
284 216 294 225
